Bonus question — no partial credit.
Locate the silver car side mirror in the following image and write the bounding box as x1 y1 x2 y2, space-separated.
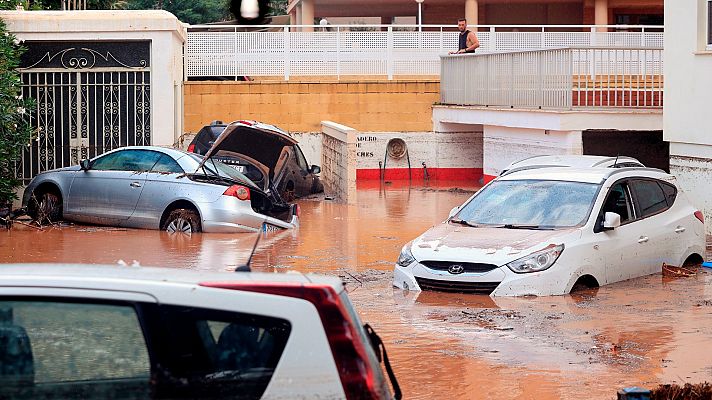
310 165 321 174
448 206 460 218
80 159 91 171
603 212 621 230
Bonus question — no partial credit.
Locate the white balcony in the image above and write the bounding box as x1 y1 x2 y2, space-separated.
185 24 663 80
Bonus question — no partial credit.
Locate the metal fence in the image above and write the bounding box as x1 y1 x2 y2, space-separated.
185 24 664 80
440 47 664 109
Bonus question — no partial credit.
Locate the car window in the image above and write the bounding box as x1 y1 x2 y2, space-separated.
631 179 668 217
185 154 260 190
294 146 308 170
0 300 149 386
141 304 291 399
92 150 162 172
661 182 677 206
601 182 633 223
455 180 600 228
151 154 184 174
0 299 292 400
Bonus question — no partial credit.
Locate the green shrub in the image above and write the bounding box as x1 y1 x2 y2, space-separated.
0 17 34 207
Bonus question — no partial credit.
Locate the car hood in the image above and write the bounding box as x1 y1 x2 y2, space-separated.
411 223 580 266
200 122 297 173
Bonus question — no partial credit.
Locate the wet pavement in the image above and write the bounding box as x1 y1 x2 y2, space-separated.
2 181 712 399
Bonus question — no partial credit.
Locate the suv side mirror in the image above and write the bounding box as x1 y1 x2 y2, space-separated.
80 159 91 171
602 212 621 231
448 206 460 218
310 165 321 174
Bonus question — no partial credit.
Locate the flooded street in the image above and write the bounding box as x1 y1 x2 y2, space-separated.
2 181 712 399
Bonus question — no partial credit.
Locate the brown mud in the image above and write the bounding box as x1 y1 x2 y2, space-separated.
2 181 712 399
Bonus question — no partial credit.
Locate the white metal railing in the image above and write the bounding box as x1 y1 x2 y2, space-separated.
185 24 664 80
440 47 664 109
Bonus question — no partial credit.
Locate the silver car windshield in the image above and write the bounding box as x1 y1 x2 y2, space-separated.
454 180 601 228
185 153 258 190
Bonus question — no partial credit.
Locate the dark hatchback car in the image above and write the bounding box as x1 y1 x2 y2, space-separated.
188 121 324 201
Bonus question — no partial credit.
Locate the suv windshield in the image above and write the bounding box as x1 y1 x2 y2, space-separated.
454 180 600 228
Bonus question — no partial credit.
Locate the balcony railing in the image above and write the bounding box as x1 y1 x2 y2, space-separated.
440 47 663 109
185 24 663 80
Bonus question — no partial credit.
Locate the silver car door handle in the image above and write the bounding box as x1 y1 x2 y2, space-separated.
675 226 686 233
130 182 142 188
637 236 649 243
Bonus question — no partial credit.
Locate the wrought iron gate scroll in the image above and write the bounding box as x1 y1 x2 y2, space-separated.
17 41 151 184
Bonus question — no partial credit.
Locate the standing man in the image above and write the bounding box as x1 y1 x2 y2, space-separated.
450 18 480 54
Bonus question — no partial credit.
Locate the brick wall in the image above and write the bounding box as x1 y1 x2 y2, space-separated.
183 80 439 134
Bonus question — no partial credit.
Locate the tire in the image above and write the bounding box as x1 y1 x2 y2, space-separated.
29 191 62 224
162 209 201 234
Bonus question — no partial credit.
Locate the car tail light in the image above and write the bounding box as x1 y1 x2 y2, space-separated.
199 282 382 400
187 143 196 153
223 185 251 201
294 204 300 217
695 210 705 224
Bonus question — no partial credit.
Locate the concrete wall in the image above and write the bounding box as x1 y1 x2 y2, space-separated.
184 80 439 134
321 122 357 203
664 0 712 232
483 127 582 179
352 131 483 181
1 11 187 147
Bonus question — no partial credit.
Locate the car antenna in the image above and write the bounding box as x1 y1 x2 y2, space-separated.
235 222 266 272
613 154 620 168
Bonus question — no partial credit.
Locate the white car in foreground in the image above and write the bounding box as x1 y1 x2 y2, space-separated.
394 167 705 296
0 265 399 399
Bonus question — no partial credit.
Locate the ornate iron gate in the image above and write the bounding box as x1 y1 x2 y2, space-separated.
17 41 151 184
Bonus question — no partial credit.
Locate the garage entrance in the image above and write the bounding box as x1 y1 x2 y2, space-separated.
582 130 669 172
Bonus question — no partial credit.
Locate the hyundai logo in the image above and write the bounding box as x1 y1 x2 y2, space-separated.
448 264 465 275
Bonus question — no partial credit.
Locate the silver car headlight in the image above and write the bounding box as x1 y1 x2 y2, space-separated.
397 242 416 267
505 244 564 274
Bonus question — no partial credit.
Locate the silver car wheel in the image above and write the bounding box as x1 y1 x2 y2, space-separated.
166 217 193 234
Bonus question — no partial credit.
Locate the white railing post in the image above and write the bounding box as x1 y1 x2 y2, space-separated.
490 26 496 52
641 26 646 47
284 26 290 81
590 26 596 47
540 26 545 49
233 26 239 80
336 27 341 80
439 27 444 54
387 26 394 80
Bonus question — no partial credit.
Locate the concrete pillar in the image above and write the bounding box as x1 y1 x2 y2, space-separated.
301 0 314 32
465 0 478 26
594 0 608 32
295 3 302 28
289 8 297 26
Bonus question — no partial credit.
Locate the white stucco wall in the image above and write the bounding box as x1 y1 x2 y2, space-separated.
1 10 187 146
665 0 712 233
482 127 582 178
664 0 712 147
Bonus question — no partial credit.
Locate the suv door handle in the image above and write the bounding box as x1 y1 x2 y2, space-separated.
637 236 649 243
130 182 142 188
675 226 686 233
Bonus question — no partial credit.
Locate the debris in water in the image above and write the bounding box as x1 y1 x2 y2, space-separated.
662 263 696 278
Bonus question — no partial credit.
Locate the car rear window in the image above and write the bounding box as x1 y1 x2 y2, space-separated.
631 179 669 217
661 182 677 206
0 299 291 400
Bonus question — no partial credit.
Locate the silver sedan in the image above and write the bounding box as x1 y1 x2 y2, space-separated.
22 146 298 233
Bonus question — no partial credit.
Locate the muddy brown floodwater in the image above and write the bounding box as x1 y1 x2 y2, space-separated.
2 181 712 399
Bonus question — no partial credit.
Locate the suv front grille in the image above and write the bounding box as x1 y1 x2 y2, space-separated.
415 277 500 295
420 261 498 274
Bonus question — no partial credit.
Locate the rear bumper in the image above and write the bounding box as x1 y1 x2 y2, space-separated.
199 197 298 233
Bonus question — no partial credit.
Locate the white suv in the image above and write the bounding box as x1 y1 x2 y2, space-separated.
0 265 400 399
394 167 705 296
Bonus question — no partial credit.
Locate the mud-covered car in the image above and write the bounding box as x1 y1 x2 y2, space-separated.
394 166 705 296
188 121 324 201
0 264 401 399
22 146 298 233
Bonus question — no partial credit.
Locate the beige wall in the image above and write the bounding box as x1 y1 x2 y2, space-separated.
184 80 439 133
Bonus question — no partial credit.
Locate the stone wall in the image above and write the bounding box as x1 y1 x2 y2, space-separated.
321 122 357 203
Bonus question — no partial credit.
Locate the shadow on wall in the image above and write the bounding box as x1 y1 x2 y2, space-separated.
582 130 669 172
